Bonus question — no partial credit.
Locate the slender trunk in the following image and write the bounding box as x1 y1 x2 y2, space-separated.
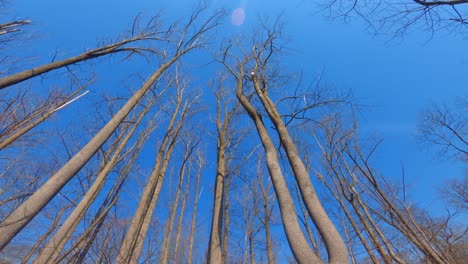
187 155 203 264
248 232 255 264
207 137 225 264
116 92 187 263
56 117 152 263
173 170 190 263
0 54 182 250
222 175 231 261
295 184 321 258
250 72 348 264
59 198 117 264
328 181 379 264
21 204 72 263
208 86 235 264
160 157 188 264
235 68 321 263
340 212 357 264
130 131 179 261
264 197 275 264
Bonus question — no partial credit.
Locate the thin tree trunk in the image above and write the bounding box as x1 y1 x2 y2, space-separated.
250 62 348 264
248 232 255 264
187 154 203 264
222 174 231 262
52 112 154 264
116 88 192 263
160 151 189 264
173 167 191 263
57 198 117 264
295 184 321 259
233 64 321 263
207 82 236 264
261 185 275 264
21 204 73 263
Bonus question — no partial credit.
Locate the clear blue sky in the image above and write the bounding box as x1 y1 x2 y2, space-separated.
7 0 467 259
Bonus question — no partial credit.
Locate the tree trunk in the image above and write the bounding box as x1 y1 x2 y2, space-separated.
160 149 189 264
234 66 321 264
250 69 348 264
173 166 191 263
208 84 236 264
187 154 203 264
116 89 189 263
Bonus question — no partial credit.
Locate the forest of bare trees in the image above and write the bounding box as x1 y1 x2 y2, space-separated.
0 1 466 263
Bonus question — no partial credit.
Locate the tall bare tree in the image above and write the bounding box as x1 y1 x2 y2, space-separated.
116 74 204 263
160 139 197 264
417 99 467 161
187 150 204 264
207 76 239 264
220 46 322 262
0 7 222 251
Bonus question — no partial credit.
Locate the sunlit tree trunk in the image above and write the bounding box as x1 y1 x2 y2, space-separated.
228 62 321 263
173 168 191 263
116 83 197 263
160 142 193 264
249 55 348 263
207 79 237 264
49 110 155 263
21 204 73 263
222 172 231 262
187 152 204 264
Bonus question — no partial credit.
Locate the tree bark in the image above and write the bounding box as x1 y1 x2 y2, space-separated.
116 87 190 263
250 66 348 263
233 64 321 264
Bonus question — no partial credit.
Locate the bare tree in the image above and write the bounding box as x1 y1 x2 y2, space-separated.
187 150 204 264
160 139 197 264
0 80 93 150
252 154 276 264
207 75 239 264
322 0 468 37
417 99 467 161
312 114 460 263
0 14 169 90
219 40 322 263
220 23 348 263
0 6 222 250
116 73 204 263
440 176 468 211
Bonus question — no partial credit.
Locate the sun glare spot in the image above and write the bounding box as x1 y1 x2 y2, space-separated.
231 8 246 26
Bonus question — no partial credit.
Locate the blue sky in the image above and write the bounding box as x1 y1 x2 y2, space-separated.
5 0 467 260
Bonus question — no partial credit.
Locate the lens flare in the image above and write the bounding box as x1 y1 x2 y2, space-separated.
231 8 246 26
